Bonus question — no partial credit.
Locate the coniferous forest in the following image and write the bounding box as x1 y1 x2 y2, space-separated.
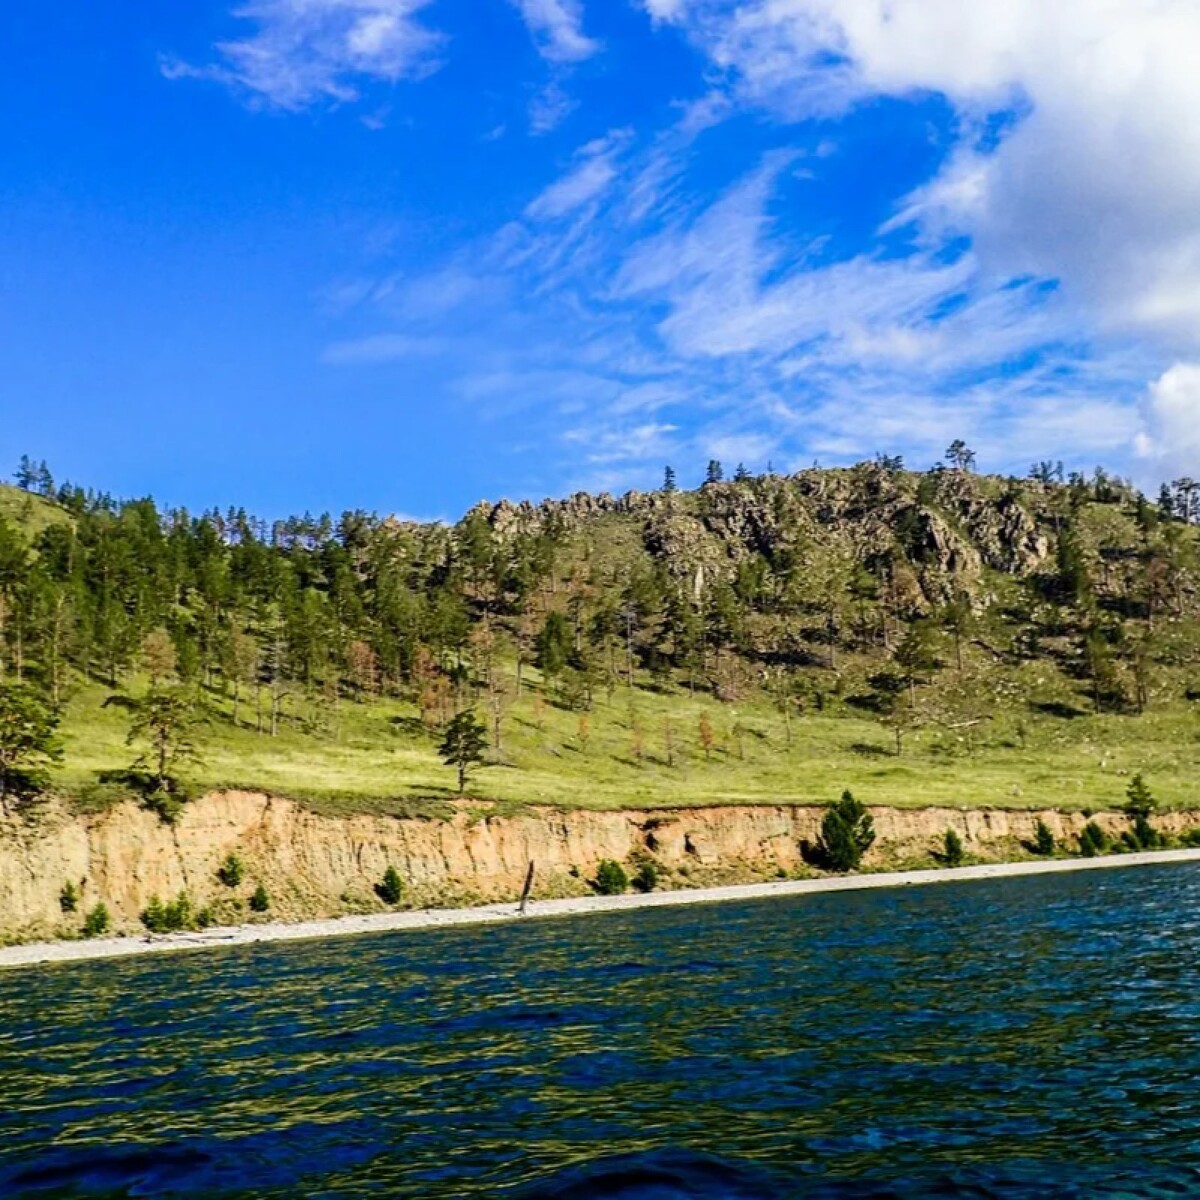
1 450 1199 818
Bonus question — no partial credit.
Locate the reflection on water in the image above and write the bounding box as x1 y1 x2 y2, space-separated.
3 865 1200 1197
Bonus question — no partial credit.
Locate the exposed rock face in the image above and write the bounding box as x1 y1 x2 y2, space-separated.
473 466 1059 619
3 794 1193 945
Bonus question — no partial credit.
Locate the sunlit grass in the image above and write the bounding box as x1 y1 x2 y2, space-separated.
53 661 1200 818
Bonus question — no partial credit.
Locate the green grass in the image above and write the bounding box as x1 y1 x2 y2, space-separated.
52 661 1200 817
0 483 70 539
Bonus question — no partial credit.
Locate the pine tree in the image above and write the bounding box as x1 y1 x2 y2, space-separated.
944 440 976 472
0 681 63 809
705 459 724 485
818 790 876 872
662 465 677 493
1124 773 1156 820
439 709 488 794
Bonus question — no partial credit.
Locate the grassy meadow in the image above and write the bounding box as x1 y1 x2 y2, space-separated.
55 660 1200 818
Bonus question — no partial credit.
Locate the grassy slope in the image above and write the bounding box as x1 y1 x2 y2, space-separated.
0 483 68 538
56 662 1200 818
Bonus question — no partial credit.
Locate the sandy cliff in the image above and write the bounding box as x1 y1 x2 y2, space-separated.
3 793 1195 943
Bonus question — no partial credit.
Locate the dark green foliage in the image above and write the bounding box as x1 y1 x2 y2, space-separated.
439 708 489 794
217 853 244 888
140 892 194 933
631 860 659 893
1124 773 1156 820
1121 775 1160 848
2 454 1200 831
1034 819 1055 856
249 883 271 913
0 681 63 807
942 828 964 867
536 611 572 679
662 466 677 493
376 865 404 905
59 880 78 913
593 859 629 895
82 902 109 938
818 790 876 872
1181 828 1200 848
1079 821 1109 857
1122 816 1161 851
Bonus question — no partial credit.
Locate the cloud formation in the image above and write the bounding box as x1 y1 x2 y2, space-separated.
1136 364 1200 483
163 0 442 110
642 0 1200 478
511 0 599 63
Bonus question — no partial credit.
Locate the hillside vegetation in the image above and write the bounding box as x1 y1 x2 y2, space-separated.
1 454 1199 819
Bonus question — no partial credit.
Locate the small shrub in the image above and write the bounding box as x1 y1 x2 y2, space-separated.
943 828 965 867
817 790 876 872
82 903 109 939
1034 819 1055 856
217 853 244 888
141 892 194 934
594 859 629 895
632 860 659 893
249 883 270 913
59 880 79 914
1079 821 1109 857
195 906 215 930
1182 828 1200 848
1123 815 1161 852
375 865 404 906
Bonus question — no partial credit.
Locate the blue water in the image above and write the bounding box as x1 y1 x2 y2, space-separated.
3 865 1200 1198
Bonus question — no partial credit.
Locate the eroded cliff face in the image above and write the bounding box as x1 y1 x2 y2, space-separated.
3 794 1195 944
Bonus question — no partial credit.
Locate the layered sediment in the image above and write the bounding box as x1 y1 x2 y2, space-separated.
3 792 1196 944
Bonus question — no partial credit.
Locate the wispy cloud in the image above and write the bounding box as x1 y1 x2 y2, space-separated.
162 0 442 111
511 0 599 63
524 132 628 221
639 0 1200 480
322 333 449 364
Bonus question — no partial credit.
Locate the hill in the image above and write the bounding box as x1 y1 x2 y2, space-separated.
1 459 1198 818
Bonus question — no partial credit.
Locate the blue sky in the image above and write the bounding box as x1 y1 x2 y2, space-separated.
2 1 1199 519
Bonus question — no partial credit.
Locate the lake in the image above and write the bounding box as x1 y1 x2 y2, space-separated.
3 863 1200 1197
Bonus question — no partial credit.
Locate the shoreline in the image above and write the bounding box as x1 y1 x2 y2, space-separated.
4 847 1200 971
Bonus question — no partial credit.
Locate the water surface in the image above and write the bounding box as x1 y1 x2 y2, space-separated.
3 864 1200 1197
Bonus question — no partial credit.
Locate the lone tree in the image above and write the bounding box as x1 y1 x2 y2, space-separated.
1123 773 1160 849
439 708 488 794
662 465 677 494
122 688 201 797
1124 773 1156 820
945 440 976 472
818 790 876 872
0 681 63 812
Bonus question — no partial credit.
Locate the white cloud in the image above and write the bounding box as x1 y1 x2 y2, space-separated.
524 133 627 221
162 0 441 110
634 1 1200 484
528 81 577 134
646 1 1200 357
1135 363 1200 481
512 0 599 63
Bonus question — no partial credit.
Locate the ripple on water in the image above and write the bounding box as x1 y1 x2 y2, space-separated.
2 864 1200 1198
